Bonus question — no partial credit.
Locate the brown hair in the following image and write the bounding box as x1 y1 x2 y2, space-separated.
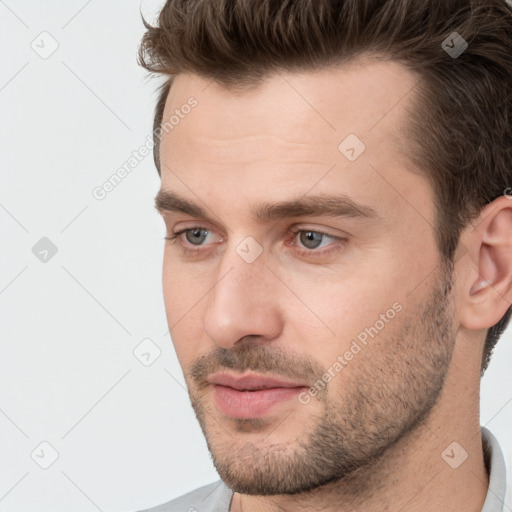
138 0 512 375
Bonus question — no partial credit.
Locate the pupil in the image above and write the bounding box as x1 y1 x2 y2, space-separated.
302 231 321 249
188 228 205 245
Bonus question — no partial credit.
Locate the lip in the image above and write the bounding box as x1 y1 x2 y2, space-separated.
207 371 307 390
208 372 309 419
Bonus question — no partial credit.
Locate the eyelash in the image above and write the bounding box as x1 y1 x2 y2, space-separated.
164 227 346 259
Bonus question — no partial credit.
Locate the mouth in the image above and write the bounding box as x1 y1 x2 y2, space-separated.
207 372 309 419
208 371 308 390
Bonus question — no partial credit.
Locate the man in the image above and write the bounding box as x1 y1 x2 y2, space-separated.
137 0 512 510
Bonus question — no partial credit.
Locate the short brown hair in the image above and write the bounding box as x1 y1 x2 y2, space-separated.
138 0 512 375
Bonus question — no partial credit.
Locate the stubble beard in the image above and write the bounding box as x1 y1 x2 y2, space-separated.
186 261 456 496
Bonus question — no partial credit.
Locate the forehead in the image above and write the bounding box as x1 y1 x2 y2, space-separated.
157 56 433 229
162 55 419 148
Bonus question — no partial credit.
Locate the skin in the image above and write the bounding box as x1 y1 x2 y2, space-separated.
156 56 512 511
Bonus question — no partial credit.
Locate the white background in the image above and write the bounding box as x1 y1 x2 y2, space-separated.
0 1 511 510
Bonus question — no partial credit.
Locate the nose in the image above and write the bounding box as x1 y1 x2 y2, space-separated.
202 242 284 349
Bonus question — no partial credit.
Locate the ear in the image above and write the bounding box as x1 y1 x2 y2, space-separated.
457 195 512 331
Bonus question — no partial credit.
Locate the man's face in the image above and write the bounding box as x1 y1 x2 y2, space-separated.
157 57 458 494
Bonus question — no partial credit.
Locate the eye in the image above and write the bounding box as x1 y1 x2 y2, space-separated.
165 226 346 258
164 226 221 256
287 228 346 257
295 230 331 250
173 227 209 246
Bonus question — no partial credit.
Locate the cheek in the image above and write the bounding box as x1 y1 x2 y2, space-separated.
162 260 208 366
162 252 204 319
162 260 181 324
165 308 206 371
283 266 394 329
281 267 408 368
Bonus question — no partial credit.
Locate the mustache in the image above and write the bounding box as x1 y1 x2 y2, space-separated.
188 344 325 390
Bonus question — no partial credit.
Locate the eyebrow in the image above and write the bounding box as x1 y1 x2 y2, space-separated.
154 189 381 224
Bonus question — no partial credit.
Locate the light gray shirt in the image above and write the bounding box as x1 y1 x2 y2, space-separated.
140 426 507 512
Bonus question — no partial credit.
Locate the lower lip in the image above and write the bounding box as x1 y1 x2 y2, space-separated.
211 384 308 419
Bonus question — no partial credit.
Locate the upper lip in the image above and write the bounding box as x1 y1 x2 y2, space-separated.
208 372 308 391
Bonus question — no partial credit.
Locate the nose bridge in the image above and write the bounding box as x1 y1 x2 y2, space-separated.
202 237 282 346
218 235 270 297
